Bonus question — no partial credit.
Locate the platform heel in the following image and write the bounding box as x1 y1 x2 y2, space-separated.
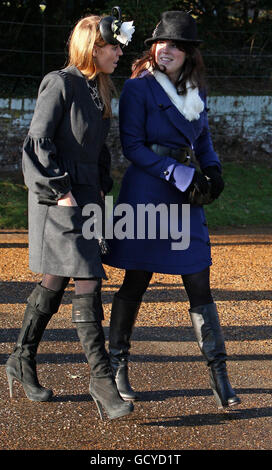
5 283 64 401
72 293 134 420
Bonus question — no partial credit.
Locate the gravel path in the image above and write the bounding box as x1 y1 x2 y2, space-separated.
0 227 271 451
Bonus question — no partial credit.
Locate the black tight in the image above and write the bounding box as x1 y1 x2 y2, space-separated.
118 270 153 302
182 268 213 308
41 267 213 306
41 274 100 295
116 268 213 308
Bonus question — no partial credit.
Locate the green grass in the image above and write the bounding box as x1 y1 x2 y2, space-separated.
205 163 272 228
0 180 28 228
0 163 271 229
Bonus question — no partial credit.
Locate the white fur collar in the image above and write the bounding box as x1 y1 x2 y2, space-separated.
151 70 204 121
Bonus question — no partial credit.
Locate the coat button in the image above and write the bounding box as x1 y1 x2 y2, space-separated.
203 222 208 226
164 170 169 176
206 241 211 246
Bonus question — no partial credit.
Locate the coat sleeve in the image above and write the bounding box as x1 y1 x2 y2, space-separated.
193 97 222 172
119 78 195 192
98 144 113 194
22 71 72 204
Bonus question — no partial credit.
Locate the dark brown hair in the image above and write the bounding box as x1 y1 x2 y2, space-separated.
131 41 206 94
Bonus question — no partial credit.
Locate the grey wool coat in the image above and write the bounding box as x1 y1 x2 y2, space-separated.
22 65 113 279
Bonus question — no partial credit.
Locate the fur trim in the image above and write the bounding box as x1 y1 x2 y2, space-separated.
152 70 204 121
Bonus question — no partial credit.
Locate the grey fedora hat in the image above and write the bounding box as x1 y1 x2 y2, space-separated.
144 11 202 46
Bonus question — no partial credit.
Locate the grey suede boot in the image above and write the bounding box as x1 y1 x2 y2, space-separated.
189 302 241 409
6 283 64 401
72 293 134 420
109 295 141 401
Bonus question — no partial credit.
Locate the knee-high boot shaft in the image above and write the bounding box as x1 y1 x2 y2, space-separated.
13 284 64 359
6 283 64 401
109 295 141 401
189 302 227 366
189 303 241 409
72 293 134 420
72 293 110 377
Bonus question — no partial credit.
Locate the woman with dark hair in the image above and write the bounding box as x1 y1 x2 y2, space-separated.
5 8 135 420
103 11 241 410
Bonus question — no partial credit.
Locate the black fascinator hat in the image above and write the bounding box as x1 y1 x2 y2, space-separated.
99 6 135 46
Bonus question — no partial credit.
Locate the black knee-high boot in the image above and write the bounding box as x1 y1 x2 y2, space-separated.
72 293 134 420
109 295 141 401
189 303 241 409
6 283 64 401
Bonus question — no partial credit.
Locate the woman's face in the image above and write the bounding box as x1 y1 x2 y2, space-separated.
93 43 123 74
154 40 186 82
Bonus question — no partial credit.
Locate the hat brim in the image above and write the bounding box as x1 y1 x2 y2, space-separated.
144 36 203 47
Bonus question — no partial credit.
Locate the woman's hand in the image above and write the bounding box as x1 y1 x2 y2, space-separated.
189 171 210 195
204 166 225 199
57 191 77 206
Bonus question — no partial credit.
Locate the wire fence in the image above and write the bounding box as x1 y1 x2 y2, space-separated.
1 20 272 94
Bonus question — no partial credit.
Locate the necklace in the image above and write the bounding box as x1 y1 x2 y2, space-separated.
87 79 104 111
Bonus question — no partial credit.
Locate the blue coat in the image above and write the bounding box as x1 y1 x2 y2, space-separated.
103 74 221 275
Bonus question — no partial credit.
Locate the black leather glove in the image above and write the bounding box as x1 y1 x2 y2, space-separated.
204 166 225 199
187 171 214 206
189 171 210 195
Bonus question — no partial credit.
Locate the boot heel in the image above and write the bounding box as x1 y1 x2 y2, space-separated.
210 377 224 409
89 378 134 421
6 358 53 402
91 395 104 420
209 369 241 409
6 371 14 398
211 383 241 409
